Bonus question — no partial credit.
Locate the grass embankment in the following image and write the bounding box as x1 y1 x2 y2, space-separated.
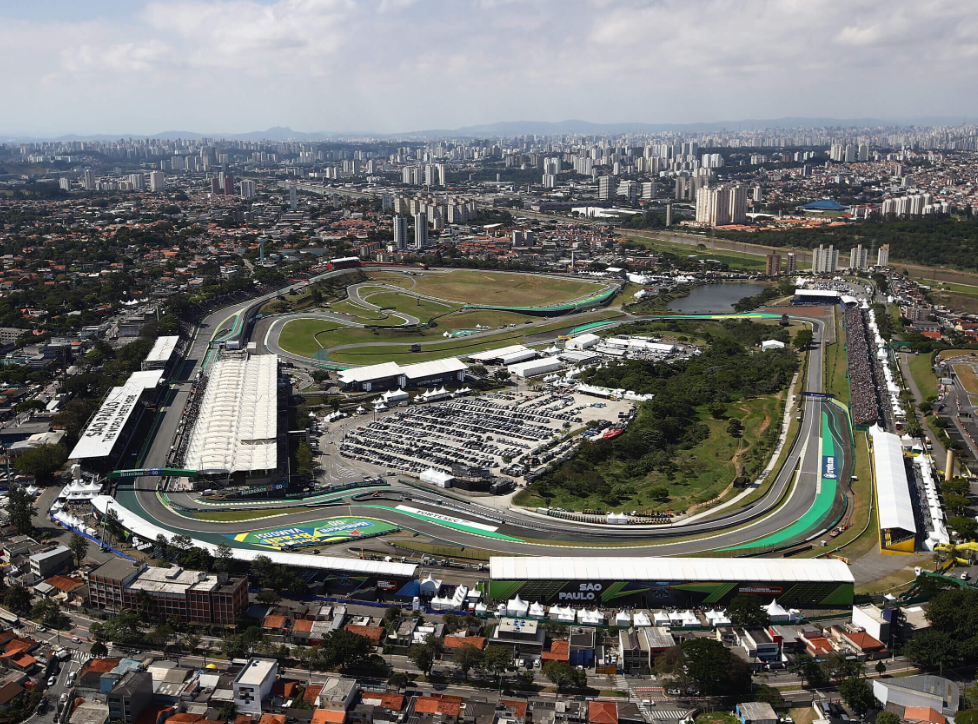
952 364 978 394
914 277 978 314
364 290 458 322
622 234 768 271
189 507 309 522
407 269 608 306
514 393 783 514
278 310 621 362
385 540 498 562
908 352 939 399
824 311 850 405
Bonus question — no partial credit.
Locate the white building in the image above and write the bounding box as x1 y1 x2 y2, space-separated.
240 180 257 199
413 212 428 249
849 244 869 271
148 171 166 192
393 215 407 250
508 358 562 378
811 244 839 274
233 658 278 715
877 244 890 267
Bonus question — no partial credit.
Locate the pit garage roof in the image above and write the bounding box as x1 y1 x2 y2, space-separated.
69 370 165 460
144 335 180 364
91 495 416 578
184 355 278 473
338 357 467 385
794 288 841 298
870 426 917 535
469 345 533 363
489 556 854 584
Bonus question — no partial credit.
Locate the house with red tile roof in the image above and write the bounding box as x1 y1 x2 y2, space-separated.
588 702 618 724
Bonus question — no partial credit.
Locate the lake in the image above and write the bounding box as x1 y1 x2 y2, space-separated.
667 282 766 314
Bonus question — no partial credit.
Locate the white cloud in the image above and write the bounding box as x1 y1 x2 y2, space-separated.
0 0 976 135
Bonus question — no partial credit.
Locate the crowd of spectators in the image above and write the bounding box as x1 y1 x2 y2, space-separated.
172 374 209 466
844 308 880 426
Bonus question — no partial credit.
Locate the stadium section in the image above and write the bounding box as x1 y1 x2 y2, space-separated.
870 425 918 552
68 369 166 467
183 355 279 476
487 556 854 608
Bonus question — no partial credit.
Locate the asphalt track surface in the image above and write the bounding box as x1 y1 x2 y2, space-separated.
122 272 847 557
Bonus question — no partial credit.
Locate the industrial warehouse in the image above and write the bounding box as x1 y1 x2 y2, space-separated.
337 357 468 392
486 556 855 609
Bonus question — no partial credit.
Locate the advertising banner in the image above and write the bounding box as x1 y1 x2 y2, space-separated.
228 517 398 549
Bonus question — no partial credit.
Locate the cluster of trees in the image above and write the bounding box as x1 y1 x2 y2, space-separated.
526 321 798 507
903 588 978 670
722 217 978 271
250 554 310 594
732 279 795 312
655 638 751 697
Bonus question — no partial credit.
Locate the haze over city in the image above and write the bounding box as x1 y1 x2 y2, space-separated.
3 0 978 137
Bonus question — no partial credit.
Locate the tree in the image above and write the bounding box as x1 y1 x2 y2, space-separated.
681 637 751 697
793 329 814 350
649 486 670 503
904 629 959 671
789 652 826 689
69 533 89 566
31 598 69 630
493 369 511 382
840 677 874 715
944 494 970 515
875 660 887 676
14 444 68 481
726 418 743 437
754 685 784 707
454 644 484 680
257 591 281 605
948 516 978 542
296 442 314 476
408 644 437 677
875 712 901 724
727 594 768 628
321 628 372 670
542 660 584 691
251 555 277 588
388 672 409 690
482 646 512 682
709 402 727 419
185 632 202 656
955 711 978 724
215 541 234 573
7 486 36 536
217 702 237 722
823 652 863 684
2 585 33 616
90 641 108 657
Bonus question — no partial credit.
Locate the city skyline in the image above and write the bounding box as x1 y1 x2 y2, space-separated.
2 0 978 137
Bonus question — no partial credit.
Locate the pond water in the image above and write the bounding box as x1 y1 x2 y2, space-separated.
667 282 766 314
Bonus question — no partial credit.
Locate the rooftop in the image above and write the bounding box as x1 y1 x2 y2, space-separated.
234 658 277 687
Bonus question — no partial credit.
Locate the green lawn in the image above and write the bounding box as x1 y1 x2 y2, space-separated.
438 309 536 330
515 393 784 513
824 313 850 405
408 269 607 306
277 319 344 357
623 234 768 271
908 352 939 399
364 290 459 322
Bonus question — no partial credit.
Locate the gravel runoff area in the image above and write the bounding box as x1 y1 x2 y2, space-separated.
338 390 633 481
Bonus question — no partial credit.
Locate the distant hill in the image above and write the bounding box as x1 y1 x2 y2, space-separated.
2 116 971 143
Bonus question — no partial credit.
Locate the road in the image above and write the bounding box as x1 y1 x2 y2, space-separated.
117 292 848 557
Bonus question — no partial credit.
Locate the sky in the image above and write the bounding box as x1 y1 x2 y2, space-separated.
2 0 978 136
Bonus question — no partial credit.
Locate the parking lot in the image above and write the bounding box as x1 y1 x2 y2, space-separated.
338 391 633 480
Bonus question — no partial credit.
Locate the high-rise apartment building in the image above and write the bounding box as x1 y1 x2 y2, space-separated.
148 171 165 192
641 181 657 200
849 244 869 271
83 169 97 191
58 178 71 192
393 215 407 250
728 185 747 224
598 175 615 200
696 186 730 226
812 244 840 274
289 184 297 210
413 212 428 249
240 180 257 199
786 252 797 275
128 173 145 191
877 244 890 268
765 253 781 277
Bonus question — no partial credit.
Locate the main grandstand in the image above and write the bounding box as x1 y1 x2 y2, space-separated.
487 556 854 608
183 354 280 478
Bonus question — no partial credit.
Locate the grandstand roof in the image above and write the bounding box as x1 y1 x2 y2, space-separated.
469 345 533 362
184 355 278 473
490 556 854 584
144 336 180 365
69 370 165 460
870 426 917 535
337 357 467 385
794 288 841 298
